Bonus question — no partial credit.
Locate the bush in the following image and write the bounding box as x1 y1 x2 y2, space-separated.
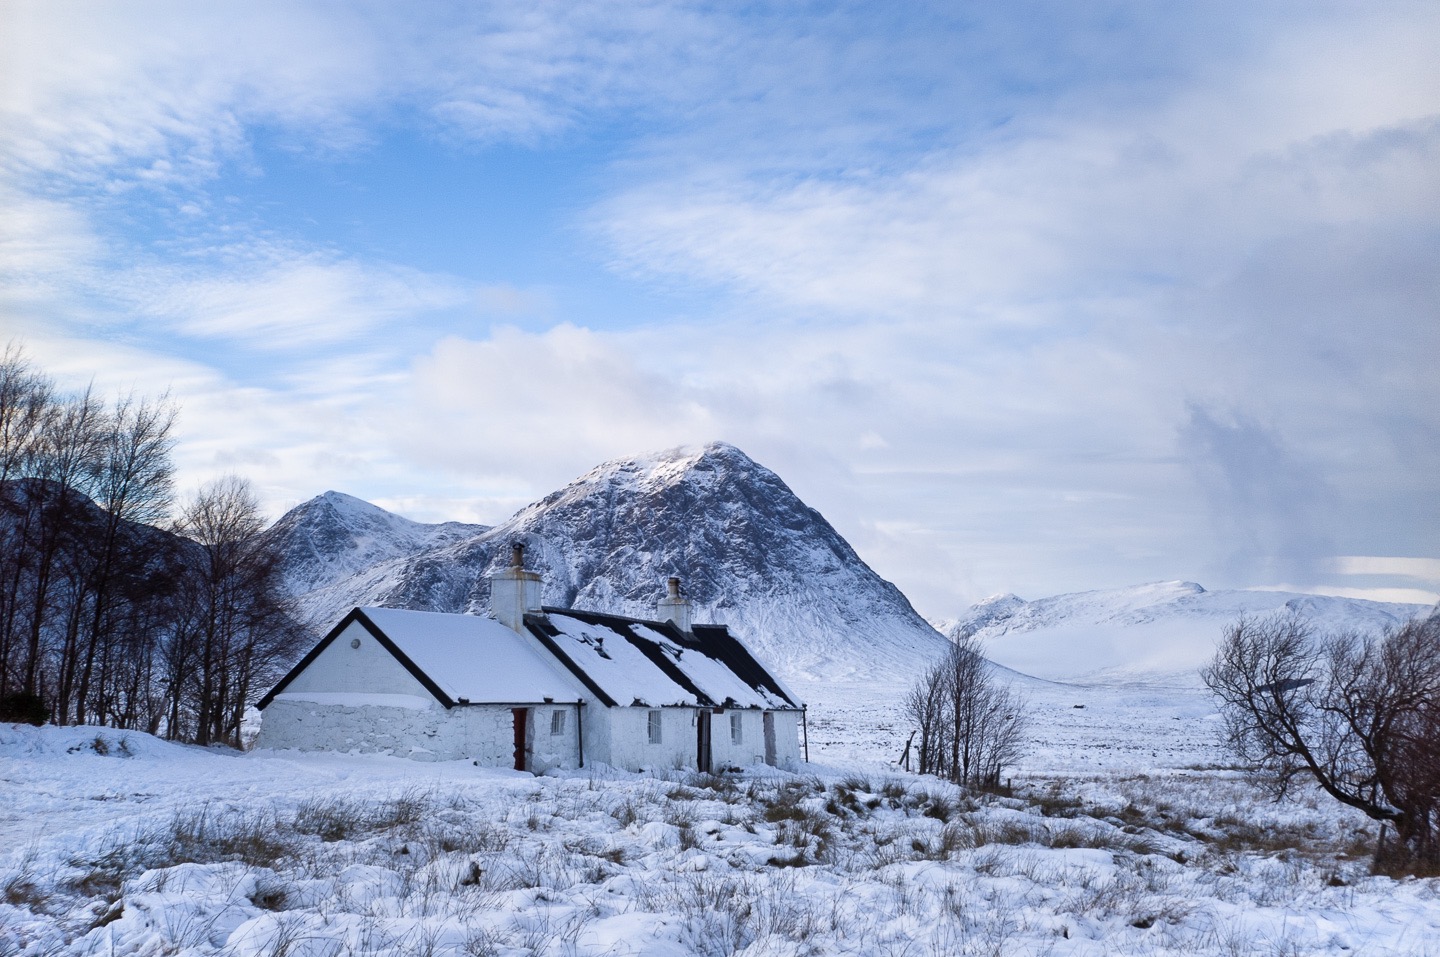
0 691 48 725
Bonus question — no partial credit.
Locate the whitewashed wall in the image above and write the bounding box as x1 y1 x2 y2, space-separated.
584 706 803 771
258 699 583 769
256 620 583 769
528 704 584 772
710 709 765 769
256 617 799 772
769 710 803 769
596 706 699 771
708 709 802 770
282 621 431 697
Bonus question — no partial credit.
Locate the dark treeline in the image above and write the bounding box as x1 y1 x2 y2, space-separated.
0 346 304 747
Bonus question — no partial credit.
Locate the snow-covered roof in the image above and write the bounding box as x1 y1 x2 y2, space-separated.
259 607 585 709
260 605 803 712
528 609 801 710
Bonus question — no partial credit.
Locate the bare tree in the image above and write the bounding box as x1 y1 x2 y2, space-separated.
12 385 106 698
65 394 178 724
0 346 54 701
904 656 949 775
0 345 303 743
904 632 1027 788
170 476 304 747
1202 612 1440 872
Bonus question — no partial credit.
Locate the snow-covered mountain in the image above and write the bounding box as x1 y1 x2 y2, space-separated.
265 443 949 681
933 580 1428 683
262 490 490 596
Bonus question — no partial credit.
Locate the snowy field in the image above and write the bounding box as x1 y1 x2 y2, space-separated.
4 673 1439 956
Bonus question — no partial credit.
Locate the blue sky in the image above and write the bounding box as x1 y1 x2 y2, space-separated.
2 1 1437 615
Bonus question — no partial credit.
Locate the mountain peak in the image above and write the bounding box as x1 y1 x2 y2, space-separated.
264 491 489 599
579 441 759 485
313 489 396 519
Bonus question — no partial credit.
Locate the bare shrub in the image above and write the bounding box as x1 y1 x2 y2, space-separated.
292 795 370 842
1202 611 1440 872
2 870 44 908
168 804 292 866
378 786 432 828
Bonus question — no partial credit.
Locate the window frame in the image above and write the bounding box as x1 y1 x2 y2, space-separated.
647 709 663 744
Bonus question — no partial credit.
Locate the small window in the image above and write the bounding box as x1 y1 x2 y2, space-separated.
550 710 566 736
648 709 662 744
730 712 743 745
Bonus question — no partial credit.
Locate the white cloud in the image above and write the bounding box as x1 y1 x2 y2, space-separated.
126 256 472 349
397 326 718 480
1331 557 1440 583
0 1 714 189
1250 584 1440 607
582 5 1440 606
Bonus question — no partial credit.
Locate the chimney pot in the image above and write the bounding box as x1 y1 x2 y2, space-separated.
511 542 525 568
658 575 693 633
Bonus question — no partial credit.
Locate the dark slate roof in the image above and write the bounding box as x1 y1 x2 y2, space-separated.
526 607 803 711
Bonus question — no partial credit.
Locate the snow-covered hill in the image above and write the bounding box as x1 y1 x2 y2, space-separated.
266 443 948 682
262 490 489 596
933 580 1427 683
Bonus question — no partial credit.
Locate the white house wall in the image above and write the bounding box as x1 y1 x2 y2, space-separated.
527 704 584 773
584 707 803 772
709 709 802 770
256 615 803 773
710 709 765 769
257 621 586 769
768 710 803 769
257 698 582 769
599 707 700 771
280 621 433 699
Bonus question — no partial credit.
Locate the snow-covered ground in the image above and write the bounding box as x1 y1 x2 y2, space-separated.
795 672 1225 775
6 668 1438 956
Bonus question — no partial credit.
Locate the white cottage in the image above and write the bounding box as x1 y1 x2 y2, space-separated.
256 548 805 772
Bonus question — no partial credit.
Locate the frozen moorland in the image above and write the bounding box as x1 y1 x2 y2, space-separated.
6 668 1439 956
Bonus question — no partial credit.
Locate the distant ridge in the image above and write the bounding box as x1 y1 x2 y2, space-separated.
264 443 949 681
933 580 1427 682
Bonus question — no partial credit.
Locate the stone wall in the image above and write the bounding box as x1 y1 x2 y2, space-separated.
256 699 581 769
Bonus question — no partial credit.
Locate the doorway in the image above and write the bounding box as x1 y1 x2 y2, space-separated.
512 708 529 771
763 712 777 766
696 710 713 773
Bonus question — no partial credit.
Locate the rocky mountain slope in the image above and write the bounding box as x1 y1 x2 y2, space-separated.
260 490 488 596
265 443 949 681
932 580 1428 683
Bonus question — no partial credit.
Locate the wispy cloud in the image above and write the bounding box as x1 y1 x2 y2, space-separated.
123 255 472 350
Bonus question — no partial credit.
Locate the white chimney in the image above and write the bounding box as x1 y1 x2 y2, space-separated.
490 542 543 633
657 576 692 633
